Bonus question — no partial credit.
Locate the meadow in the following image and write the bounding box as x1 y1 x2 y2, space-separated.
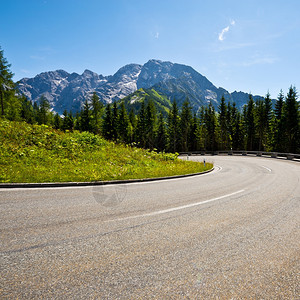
0 119 212 183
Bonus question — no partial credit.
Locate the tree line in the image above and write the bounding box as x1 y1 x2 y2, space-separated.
1 46 300 153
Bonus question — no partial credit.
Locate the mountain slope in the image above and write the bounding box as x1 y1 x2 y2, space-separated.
121 88 172 115
17 59 263 113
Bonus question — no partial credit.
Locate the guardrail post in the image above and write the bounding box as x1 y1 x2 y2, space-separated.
287 154 294 160
271 152 277 158
242 151 247 156
257 151 262 157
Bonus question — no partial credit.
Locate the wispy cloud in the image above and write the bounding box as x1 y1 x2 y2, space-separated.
20 69 31 74
155 32 159 39
218 20 235 41
215 42 256 52
239 56 278 67
30 55 45 60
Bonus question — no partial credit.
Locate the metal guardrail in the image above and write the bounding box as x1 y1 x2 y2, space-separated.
179 150 300 161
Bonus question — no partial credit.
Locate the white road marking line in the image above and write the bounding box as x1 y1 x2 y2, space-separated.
215 165 223 172
261 165 272 172
107 189 245 222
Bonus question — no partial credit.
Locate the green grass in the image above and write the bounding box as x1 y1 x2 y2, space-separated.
0 119 213 183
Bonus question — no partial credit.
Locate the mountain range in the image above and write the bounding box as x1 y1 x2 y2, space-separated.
17 59 263 114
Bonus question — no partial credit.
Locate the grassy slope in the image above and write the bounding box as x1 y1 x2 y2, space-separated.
122 88 172 115
0 119 212 183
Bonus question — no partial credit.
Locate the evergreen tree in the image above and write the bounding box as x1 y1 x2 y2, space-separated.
204 102 218 151
117 101 130 143
284 86 299 153
231 103 243 150
90 92 103 134
111 102 118 140
38 95 51 125
179 99 193 151
62 110 74 131
197 106 207 150
245 95 255 150
264 92 272 149
33 102 39 123
53 113 62 130
273 90 285 151
190 112 199 151
218 96 228 150
5 90 22 121
255 98 265 151
0 46 14 116
128 109 137 143
167 100 180 152
80 99 91 131
21 97 34 124
155 112 167 151
102 103 113 140
136 100 147 148
74 111 81 131
145 99 157 149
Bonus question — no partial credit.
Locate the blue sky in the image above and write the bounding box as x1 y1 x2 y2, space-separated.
1 0 300 97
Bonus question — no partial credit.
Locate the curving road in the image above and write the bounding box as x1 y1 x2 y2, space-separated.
0 156 299 298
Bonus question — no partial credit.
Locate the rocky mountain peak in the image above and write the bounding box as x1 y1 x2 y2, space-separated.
17 59 263 114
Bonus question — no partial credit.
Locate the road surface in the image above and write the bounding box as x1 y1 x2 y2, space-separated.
0 156 299 298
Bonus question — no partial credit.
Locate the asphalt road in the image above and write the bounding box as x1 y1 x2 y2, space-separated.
0 156 299 299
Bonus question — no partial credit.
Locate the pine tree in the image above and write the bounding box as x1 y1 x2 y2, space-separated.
21 97 34 124
231 103 243 150
255 98 265 151
117 101 130 143
53 113 62 130
190 112 199 151
179 99 192 151
136 100 147 148
155 112 167 151
197 106 207 150
167 100 180 152
284 86 299 153
62 110 74 131
102 103 113 140
218 96 228 150
111 102 118 140
128 109 136 143
204 102 217 151
80 100 91 131
245 95 255 150
264 92 272 149
273 90 285 151
145 99 157 149
38 95 51 125
74 111 81 131
0 46 14 116
5 90 22 121
90 92 103 134
33 102 39 123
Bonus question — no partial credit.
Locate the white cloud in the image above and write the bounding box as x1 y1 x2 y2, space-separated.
30 55 45 60
218 26 230 41
218 20 235 41
239 56 278 67
20 69 31 74
155 32 159 39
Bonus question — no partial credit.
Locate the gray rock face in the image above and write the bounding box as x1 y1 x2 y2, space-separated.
17 59 262 113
